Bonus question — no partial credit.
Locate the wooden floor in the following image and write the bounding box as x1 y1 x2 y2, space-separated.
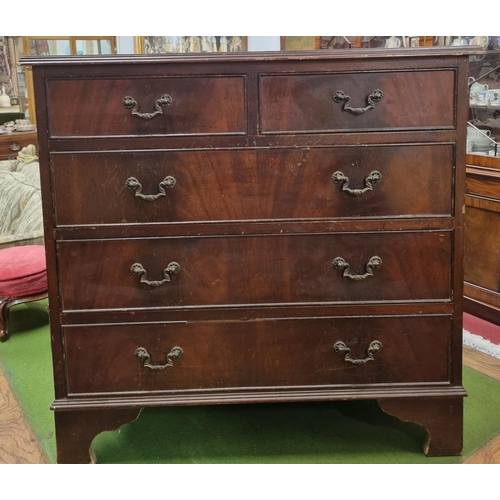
1 345 500 464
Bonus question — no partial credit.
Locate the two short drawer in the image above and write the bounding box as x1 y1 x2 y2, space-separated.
52 144 454 225
57 231 452 311
63 315 452 395
45 70 456 137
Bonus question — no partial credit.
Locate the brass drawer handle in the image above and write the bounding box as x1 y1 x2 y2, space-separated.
135 346 183 371
130 262 180 287
332 256 382 281
332 89 384 115
125 176 176 202
122 94 173 120
9 142 21 152
334 340 382 365
332 170 382 196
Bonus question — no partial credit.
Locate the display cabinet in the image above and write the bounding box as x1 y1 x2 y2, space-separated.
0 37 30 120
464 44 500 325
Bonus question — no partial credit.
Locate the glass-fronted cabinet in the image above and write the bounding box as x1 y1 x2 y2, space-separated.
464 40 500 326
467 45 500 157
0 36 30 120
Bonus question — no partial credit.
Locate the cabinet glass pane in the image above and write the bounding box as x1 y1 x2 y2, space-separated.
30 39 70 56
76 39 113 55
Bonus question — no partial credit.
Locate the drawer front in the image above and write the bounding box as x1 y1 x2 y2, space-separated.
46 76 246 137
64 315 451 395
466 172 500 200
52 145 454 226
0 132 38 160
260 71 455 133
464 205 500 292
58 232 451 311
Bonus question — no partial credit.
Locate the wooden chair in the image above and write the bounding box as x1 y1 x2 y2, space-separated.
0 245 48 342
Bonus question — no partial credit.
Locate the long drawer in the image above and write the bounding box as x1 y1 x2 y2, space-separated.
51 145 454 226
46 76 246 137
260 70 456 133
57 231 452 311
63 315 451 395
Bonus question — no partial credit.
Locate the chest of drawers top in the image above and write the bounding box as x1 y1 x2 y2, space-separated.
24 48 474 143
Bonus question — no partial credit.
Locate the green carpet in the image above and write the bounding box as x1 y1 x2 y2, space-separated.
2 300 500 464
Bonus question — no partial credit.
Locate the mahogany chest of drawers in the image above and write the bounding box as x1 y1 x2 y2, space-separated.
26 49 471 463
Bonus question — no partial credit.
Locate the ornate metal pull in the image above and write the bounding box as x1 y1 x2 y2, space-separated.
125 176 176 202
334 340 382 365
9 142 21 152
332 170 382 196
332 256 382 281
135 346 183 371
122 94 173 120
130 262 180 288
332 89 384 115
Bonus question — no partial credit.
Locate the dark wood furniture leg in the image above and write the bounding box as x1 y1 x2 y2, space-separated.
0 292 48 342
378 397 463 456
0 297 8 341
54 408 142 464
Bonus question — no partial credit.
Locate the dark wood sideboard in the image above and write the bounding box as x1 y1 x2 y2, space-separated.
0 130 38 160
464 153 500 325
24 48 472 463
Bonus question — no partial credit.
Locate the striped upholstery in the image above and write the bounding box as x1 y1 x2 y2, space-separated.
0 147 44 250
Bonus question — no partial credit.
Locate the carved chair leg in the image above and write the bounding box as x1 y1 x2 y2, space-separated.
0 292 49 342
0 296 10 341
378 396 463 456
54 408 142 464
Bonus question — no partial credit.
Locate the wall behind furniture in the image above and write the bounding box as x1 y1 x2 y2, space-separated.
116 36 281 53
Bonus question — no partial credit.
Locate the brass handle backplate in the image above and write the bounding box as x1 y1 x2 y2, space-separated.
125 176 176 202
332 170 382 196
332 89 384 115
122 94 173 120
130 262 180 288
332 256 382 281
334 340 382 365
135 346 183 371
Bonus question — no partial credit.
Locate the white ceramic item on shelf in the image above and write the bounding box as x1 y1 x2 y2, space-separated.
488 90 500 106
451 37 468 46
474 91 490 106
468 77 489 92
15 125 36 132
467 126 491 138
0 86 11 108
467 127 493 148
384 36 401 48
469 36 489 49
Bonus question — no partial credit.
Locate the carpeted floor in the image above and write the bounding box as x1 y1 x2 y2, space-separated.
2 299 500 464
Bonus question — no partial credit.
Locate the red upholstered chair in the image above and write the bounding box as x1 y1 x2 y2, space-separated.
0 245 48 342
